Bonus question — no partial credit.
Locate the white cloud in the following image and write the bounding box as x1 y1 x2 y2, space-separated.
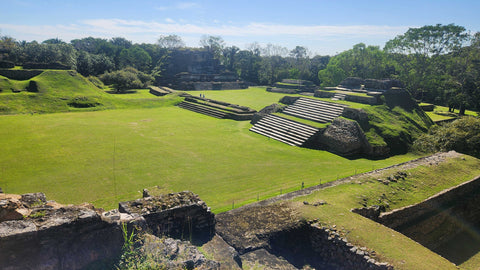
76 19 409 38
0 19 412 54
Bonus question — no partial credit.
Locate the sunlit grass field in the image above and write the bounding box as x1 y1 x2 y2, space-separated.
0 104 418 212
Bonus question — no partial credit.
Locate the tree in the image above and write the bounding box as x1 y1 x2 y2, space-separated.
222 46 239 71
290 46 308 60
234 50 260 83
118 46 151 72
109 37 132 49
199 35 225 60
100 67 153 93
384 24 470 100
317 43 390 86
42 38 65 44
157 34 185 49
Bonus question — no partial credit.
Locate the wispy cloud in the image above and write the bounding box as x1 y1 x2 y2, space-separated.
0 19 412 54
77 19 409 38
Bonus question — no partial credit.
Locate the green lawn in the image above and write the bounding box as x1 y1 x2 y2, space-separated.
0 106 418 212
424 104 478 122
193 87 370 110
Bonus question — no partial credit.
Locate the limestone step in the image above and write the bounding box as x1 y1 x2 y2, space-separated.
295 97 348 110
261 114 319 133
253 122 313 143
284 105 341 119
332 93 346 101
249 114 319 146
249 127 297 146
177 102 227 119
250 126 305 146
283 106 339 123
281 97 346 123
259 118 318 137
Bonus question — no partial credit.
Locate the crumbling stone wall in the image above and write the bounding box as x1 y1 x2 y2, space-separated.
119 191 215 244
0 191 216 270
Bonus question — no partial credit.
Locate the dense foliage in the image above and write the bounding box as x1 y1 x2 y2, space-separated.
0 24 479 109
413 117 480 157
100 67 153 93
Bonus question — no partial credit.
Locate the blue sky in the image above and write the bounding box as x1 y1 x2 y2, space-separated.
1 0 479 55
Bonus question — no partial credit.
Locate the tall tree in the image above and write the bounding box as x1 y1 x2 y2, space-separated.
384 24 470 100
199 35 225 60
157 34 185 49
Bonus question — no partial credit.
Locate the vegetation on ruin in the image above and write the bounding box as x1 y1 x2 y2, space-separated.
413 117 480 158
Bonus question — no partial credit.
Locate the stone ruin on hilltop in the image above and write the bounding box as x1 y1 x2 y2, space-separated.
156 49 247 90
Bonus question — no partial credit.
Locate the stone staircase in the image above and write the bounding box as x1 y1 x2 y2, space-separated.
282 97 347 123
332 93 346 101
177 101 227 119
249 114 319 146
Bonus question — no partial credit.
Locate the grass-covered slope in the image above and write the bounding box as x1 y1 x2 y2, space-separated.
0 70 182 114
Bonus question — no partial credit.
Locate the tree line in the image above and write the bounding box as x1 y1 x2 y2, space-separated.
0 24 479 111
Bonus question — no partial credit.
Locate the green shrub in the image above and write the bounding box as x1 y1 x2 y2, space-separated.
413 116 480 157
100 67 153 93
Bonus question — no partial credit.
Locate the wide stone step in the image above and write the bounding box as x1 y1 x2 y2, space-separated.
249 114 319 146
250 125 305 145
249 127 298 146
177 102 226 118
284 105 342 120
262 115 319 133
259 118 318 138
254 122 313 143
295 98 347 111
283 106 338 122
282 111 331 123
297 97 349 108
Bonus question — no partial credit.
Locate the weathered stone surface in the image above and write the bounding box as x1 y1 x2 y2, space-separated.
215 203 301 254
278 95 300 105
364 79 403 90
339 77 364 89
320 118 370 156
141 234 221 270
0 219 36 237
119 191 215 243
352 205 386 221
0 196 24 222
240 248 297 270
201 234 242 269
20 192 47 207
250 103 284 125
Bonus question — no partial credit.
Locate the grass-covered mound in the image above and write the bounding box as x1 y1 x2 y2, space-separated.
0 69 182 114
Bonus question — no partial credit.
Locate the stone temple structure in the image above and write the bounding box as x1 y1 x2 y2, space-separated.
157 49 247 90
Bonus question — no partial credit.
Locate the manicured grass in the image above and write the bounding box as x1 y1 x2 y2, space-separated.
193 87 370 110
0 107 418 212
296 154 480 270
424 105 478 122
